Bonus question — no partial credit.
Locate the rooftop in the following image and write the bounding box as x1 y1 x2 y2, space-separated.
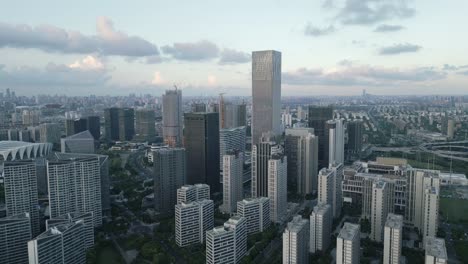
0 141 52 161
425 237 447 260
385 213 403 229
63 130 93 140
313 203 331 215
338 223 360 241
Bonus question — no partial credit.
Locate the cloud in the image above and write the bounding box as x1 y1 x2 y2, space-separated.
0 55 111 90
283 63 446 86
0 17 159 57
161 40 219 61
207 75 217 85
218 49 250 65
379 43 421 55
457 70 468 76
151 71 164 85
443 64 468 71
374 24 405 32
69 55 104 70
335 0 415 25
304 24 336 37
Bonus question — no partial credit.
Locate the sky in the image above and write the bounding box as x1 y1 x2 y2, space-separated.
1 0 468 96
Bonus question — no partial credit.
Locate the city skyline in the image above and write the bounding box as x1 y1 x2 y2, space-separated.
1 0 468 96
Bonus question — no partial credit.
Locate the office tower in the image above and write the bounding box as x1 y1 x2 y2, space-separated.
383 214 403 264
61 130 95 154
65 118 87 137
336 223 360 264
308 106 333 170
0 213 31 264
251 50 281 145
284 128 318 195
46 212 94 249
54 152 110 216
327 119 345 166
3 161 40 236
282 113 292 127
28 221 86 264
219 126 246 170
237 197 270 234
27 126 41 142
268 154 287 223
406 169 440 231
318 163 343 219
18 129 31 142
135 109 156 141
222 150 244 214
104 107 119 141
184 112 220 192
346 121 363 159
330 163 343 218
175 199 214 247
22 109 40 126
310 203 332 254
118 108 135 141
47 155 102 227
7 129 19 141
192 103 207 112
297 106 306 120
371 180 391 242
251 133 282 198
317 168 334 218
425 237 447 264
177 184 210 204
206 216 247 264
162 89 183 147
422 187 439 243
39 123 61 147
153 147 186 215
283 215 309 264
86 116 101 140
446 119 455 139
221 103 247 129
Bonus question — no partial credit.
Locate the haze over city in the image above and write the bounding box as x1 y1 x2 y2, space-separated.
1 0 468 96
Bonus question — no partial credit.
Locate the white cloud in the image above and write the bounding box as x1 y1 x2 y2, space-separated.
151 71 164 85
69 55 104 70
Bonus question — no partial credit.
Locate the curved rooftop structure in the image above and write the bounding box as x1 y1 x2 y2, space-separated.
0 141 53 161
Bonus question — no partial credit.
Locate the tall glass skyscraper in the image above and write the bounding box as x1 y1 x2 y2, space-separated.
162 89 183 147
252 50 281 145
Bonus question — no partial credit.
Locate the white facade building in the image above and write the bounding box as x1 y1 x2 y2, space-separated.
423 187 439 243
371 180 391 242
3 161 40 236
237 197 270 234
175 199 214 247
327 119 345 167
0 213 31 264
283 215 310 264
383 213 403 264
310 203 332 253
176 184 210 204
28 221 87 264
336 223 360 264
206 216 247 264
222 150 244 214
318 163 343 219
47 155 102 227
268 154 287 223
